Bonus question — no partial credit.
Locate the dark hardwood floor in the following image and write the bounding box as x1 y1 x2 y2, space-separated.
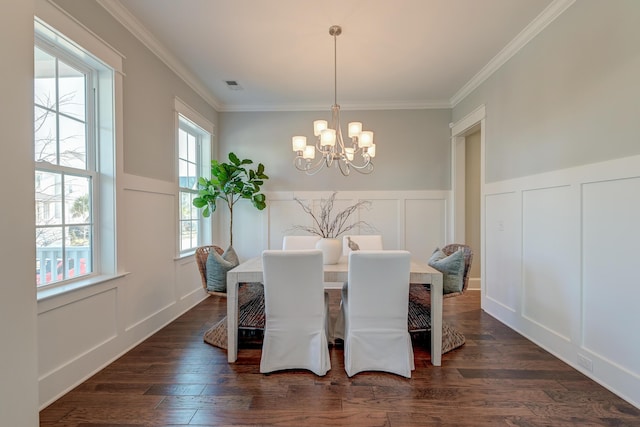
40 290 640 426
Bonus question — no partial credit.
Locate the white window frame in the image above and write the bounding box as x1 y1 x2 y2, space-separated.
35 2 123 300
175 97 213 256
34 39 98 287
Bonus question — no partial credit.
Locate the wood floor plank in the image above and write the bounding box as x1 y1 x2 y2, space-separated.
39 291 640 427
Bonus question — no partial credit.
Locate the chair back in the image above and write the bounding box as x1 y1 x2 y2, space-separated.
282 235 321 250
347 250 410 330
262 250 325 320
195 245 224 289
342 234 383 256
260 249 330 375
441 243 473 297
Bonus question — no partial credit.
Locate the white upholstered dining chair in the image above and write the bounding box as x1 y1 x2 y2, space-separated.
282 235 321 250
260 250 331 376
342 250 414 378
333 235 384 340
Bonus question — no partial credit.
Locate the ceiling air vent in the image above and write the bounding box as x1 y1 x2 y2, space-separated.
225 80 243 90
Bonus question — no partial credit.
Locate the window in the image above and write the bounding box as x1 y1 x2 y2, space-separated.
34 16 119 291
176 99 213 255
34 43 95 286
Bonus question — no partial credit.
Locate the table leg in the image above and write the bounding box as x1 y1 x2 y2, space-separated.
226 271 239 363
430 273 443 366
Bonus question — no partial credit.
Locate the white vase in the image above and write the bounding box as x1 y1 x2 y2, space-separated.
315 238 342 265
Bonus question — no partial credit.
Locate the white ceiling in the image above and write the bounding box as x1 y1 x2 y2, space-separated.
101 0 562 112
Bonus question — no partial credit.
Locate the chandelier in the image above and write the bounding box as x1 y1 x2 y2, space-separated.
291 25 376 176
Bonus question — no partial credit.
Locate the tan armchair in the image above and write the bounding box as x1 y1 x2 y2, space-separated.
195 245 225 297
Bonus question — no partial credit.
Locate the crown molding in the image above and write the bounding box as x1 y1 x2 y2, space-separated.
97 0 574 113
450 0 576 108
219 99 452 113
96 0 222 111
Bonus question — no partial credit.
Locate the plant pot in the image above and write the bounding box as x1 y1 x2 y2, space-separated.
315 238 342 265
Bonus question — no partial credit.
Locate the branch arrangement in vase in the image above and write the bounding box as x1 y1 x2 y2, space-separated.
291 192 374 238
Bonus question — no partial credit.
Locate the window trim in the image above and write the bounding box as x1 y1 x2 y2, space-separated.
34 40 98 287
174 97 213 257
35 3 123 300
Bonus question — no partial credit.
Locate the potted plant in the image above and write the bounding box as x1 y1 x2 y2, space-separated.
291 192 373 264
193 152 269 247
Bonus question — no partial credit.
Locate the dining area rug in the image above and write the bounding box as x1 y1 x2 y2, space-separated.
204 282 465 353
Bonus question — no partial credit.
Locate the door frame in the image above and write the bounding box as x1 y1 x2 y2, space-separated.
450 105 485 300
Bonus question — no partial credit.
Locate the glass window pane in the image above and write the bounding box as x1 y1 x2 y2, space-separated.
178 159 188 187
59 114 86 169
58 60 86 121
65 225 91 280
35 171 62 226
180 191 191 221
36 226 62 286
179 129 187 159
65 176 91 225
34 47 56 110
187 135 196 161
187 162 196 181
34 105 58 163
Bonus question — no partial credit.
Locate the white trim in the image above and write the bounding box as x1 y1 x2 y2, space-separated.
219 100 452 113
450 0 576 107
174 97 214 135
96 0 221 110
450 105 486 136
121 173 175 195
174 101 213 254
451 136 466 242
450 104 486 306
35 0 124 73
468 277 481 290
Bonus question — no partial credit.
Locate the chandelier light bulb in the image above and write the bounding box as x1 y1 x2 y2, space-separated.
292 136 307 152
368 144 376 158
313 120 328 136
303 145 316 159
348 122 362 138
359 131 374 148
320 128 336 146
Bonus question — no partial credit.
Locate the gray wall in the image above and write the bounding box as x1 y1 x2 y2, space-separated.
0 0 39 425
453 0 640 183
219 109 451 191
54 0 218 182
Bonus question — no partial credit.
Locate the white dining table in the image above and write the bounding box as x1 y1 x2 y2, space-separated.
226 256 444 366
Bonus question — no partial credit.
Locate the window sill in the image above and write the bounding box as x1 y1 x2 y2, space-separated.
37 273 129 309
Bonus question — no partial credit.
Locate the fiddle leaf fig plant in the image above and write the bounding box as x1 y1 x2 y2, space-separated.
193 152 268 246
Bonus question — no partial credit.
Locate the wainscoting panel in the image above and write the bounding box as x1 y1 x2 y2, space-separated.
238 191 451 262
38 288 117 379
404 198 447 261
484 192 520 313
483 154 640 409
522 185 579 342
121 189 177 331
176 256 205 301
582 177 640 377
361 198 400 249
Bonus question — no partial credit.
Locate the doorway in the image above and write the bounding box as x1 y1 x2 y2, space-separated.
451 105 485 303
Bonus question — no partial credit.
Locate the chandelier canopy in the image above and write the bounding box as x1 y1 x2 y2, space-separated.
291 25 376 176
